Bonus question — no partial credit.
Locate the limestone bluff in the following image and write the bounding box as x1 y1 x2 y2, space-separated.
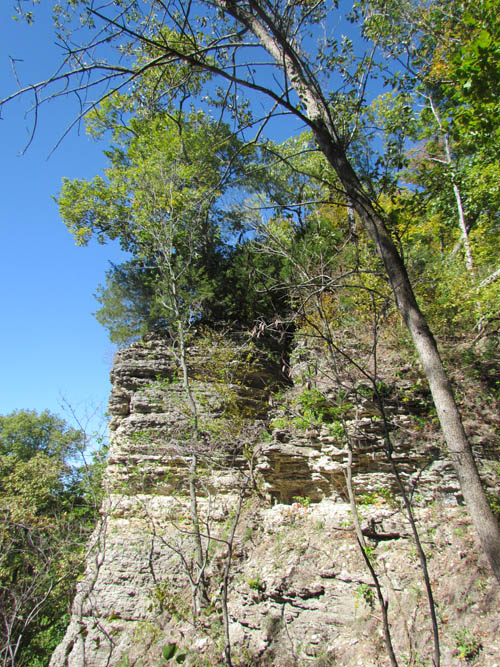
51 335 500 666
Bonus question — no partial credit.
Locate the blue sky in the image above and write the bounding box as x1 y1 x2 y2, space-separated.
0 3 126 434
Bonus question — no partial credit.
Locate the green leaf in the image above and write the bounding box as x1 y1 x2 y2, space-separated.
475 29 492 49
162 644 177 660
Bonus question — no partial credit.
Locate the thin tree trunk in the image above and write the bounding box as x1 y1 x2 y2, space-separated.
427 98 474 274
221 491 245 667
223 2 500 581
375 398 440 667
345 444 399 667
164 264 208 615
188 453 206 617
450 176 474 274
175 311 207 615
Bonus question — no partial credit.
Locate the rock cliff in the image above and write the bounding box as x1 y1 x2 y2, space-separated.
51 335 500 666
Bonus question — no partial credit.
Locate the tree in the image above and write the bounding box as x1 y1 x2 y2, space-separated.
0 409 84 462
93 259 167 343
356 0 500 364
61 96 294 342
5 0 500 580
363 0 500 285
58 105 261 331
0 410 103 666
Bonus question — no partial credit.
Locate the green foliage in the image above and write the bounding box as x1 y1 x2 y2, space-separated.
160 641 187 664
454 628 482 663
163 644 178 660
94 260 167 343
148 581 189 621
215 240 290 329
292 495 311 509
360 0 500 339
363 544 376 561
19 613 70 667
442 0 500 146
9 1 500 663
261 430 273 443
0 409 104 666
357 492 380 506
294 388 335 422
355 583 376 610
358 487 397 507
187 331 274 449
390 198 500 336
486 492 500 518
247 575 265 593
260 198 394 349
0 409 84 462
271 388 353 434
62 2 500 351
59 98 290 343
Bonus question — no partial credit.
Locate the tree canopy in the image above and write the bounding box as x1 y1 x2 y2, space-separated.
0 409 84 462
0 409 105 666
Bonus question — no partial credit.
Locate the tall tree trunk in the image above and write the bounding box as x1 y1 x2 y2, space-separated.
222 0 500 581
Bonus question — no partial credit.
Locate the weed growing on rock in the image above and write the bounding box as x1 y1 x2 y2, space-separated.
454 628 482 663
355 583 376 610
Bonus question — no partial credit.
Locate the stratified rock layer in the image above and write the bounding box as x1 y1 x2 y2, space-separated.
51 337 500 666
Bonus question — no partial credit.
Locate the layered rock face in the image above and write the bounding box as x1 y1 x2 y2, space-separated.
50 336 276 666
51 336 500 666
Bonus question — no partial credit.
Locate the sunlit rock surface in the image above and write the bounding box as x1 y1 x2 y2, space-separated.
51 337 500 666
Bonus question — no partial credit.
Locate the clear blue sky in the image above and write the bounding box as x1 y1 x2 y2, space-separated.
0 3 126 433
